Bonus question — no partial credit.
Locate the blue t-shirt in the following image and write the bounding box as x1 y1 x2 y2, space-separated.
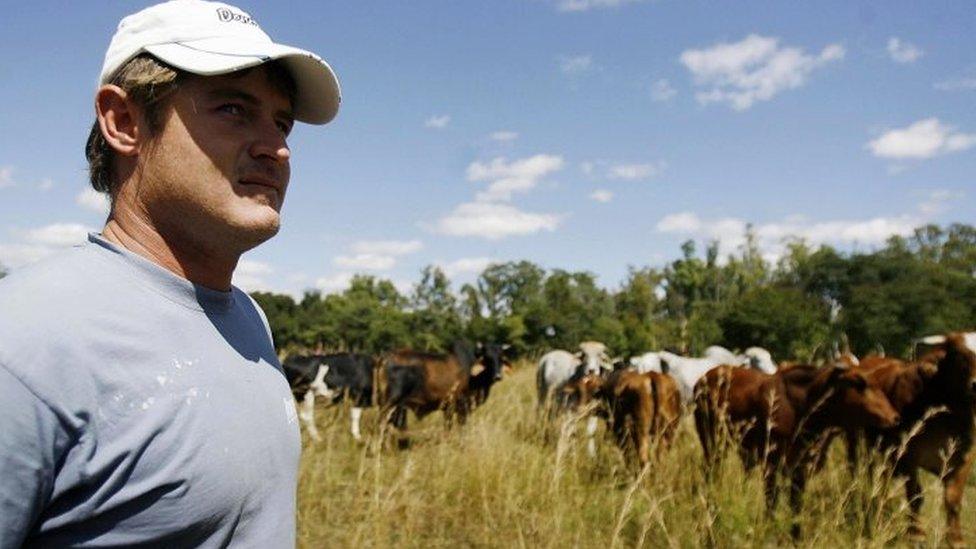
0 234 301 548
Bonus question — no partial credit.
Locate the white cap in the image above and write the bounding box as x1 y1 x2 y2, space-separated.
100 0 340 124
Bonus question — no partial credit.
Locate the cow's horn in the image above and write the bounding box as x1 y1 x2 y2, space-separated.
919 335 947 345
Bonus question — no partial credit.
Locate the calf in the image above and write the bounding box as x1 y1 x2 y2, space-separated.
282 353 375 442
563 368 682 466
849 332 976 547
382 341 506 446
693 363 899 539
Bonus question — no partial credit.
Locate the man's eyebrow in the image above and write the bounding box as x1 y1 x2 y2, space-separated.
206 87 295 121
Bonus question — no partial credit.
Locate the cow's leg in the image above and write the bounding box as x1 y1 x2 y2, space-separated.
391 406 410 449
634 420 650 468
788 467 808 540
350 407 364 442
845 429 859 476
905 469 924 540
586 416 599 458
943 451 975 548
763 461 779 515
300 391 321 442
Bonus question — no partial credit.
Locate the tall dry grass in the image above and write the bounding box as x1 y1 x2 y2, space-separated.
297 363 975 548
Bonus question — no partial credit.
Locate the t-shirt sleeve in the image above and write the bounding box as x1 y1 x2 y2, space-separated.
0 363 71 547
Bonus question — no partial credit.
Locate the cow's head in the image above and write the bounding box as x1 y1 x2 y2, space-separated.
578 341 610 374
559 368 605 412
475 342 510 382
818 366 899 429
745 347 777 374
919 332 976 403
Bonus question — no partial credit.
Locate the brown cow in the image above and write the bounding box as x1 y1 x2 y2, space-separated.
380 341 506 447
845 332 976 547
693 363 899 539
563 368 682 467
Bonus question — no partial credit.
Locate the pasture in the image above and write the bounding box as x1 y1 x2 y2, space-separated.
296 361 975 548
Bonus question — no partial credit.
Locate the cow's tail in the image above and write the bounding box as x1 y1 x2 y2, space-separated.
693 377 717 478
536 357 549 410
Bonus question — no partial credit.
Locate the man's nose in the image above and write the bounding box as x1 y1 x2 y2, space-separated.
249 123 290 163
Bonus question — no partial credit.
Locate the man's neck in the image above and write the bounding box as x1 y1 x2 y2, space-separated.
102 210 238 292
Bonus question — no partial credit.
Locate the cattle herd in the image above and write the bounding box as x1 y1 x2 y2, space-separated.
284 331 976 546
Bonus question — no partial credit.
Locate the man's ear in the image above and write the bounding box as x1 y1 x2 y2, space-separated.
94 85 144 157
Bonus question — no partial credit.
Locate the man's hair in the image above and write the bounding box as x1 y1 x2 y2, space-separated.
86 54 182 195
85 54 297 196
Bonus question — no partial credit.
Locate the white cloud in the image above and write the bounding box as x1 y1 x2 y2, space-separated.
867 118 976 160
76 187 111 215
315 272 354 294
656 210 927 259
438 257 494 277
556 0 644 12
0 166 14 189
935 74 976 92
467 154 565 202
233 259 274 292
350 239 423 256
37 179 54 191
0 222 95 270
558 55 593 75
334 253 397 271
590 189 613 203
425 115 450 129
656 212 702 233
490 131 519 142
607 162 663 181
433 202 561 240
887 37 923 64
24 223 92 247
650 79 677 102
329 239 423 273
680 34 844 111
918 189 961 216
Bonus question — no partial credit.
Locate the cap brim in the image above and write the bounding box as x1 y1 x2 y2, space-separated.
145 37 340 125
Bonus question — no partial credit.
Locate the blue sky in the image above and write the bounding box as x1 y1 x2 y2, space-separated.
1 1 974 297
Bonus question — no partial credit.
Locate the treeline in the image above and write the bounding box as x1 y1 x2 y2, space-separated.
252 223 976 361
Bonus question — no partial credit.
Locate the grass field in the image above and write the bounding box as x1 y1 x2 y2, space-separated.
296 362 975 548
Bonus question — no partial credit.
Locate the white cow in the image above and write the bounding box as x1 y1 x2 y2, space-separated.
657 351 723 402
629 352 663 373
578 341 612 374
537 349 581 409
538 342 612 457
704 345 746 366
744 346 777 374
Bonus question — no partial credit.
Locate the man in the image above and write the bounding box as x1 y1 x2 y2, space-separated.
0 1 339 546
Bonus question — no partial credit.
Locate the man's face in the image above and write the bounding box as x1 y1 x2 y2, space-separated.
135 66 295 255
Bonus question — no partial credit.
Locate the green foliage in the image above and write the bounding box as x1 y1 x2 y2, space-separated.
719 286 831 361
251 223 976 362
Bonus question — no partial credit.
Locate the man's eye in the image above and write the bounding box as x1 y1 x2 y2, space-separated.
219 104 245 116
277 120 293 136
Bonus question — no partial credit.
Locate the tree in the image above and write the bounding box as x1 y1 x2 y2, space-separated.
250 291 299 351
408 266 462 352
720 286 831 361
614 267 665 355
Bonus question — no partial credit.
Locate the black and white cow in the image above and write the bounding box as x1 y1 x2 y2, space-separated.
282 353 375 442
